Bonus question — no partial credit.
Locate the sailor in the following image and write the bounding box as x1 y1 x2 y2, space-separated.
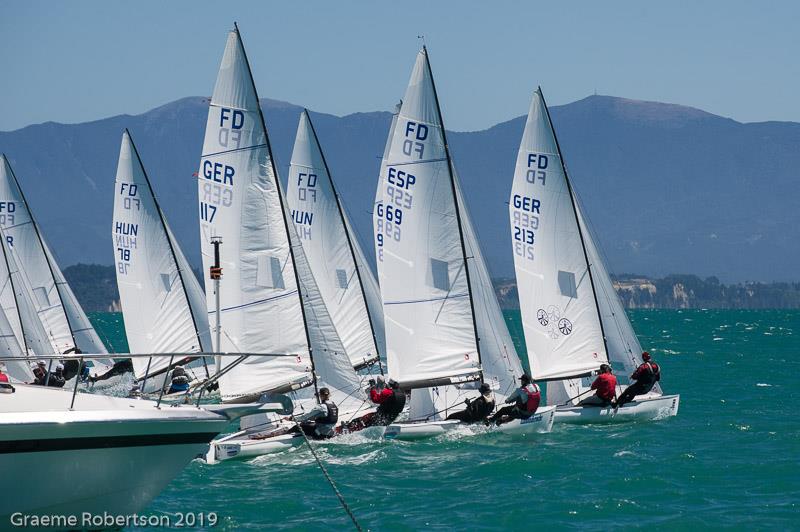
446 382 496 423
294 387 339 440
488 374 541 426
615 351 661 407
61 348 82 381
579 363 617 406
369 377 406 425
29 362 47 386
167 365 190 394
0 362 9 383
46 363 67 388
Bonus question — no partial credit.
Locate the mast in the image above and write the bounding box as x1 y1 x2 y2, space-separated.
303 110 382 370
125 130 209 377
3 158 78 349
422 46 483 375
537 87 610 362
232 23 319 399
0 226 29 355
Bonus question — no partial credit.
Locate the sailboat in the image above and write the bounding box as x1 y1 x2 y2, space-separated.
375 47 555 440
0 155 115 381
286 110 385 371
112 130 212 394
509 88 680 423
197 26 375 461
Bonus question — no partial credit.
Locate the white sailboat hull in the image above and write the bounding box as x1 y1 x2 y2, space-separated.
208 433 305 462
384 405 556 440
554 394 680 424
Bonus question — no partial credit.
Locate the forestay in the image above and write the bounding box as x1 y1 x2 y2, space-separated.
113 131 212 380
287 111 382 370
509 89 607 382
197 28 312 401
0 155 108 356
374 47 480 389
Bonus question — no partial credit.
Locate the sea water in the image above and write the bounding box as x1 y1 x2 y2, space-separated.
89 309 799 530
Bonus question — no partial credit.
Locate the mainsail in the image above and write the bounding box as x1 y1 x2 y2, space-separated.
0 226 56 358
197 27 313 401
0 155 108 356
287 110 383 370
509 88 659 405
112 130 212 381
374 47 480 390
509 89 607 383
375 48 524 423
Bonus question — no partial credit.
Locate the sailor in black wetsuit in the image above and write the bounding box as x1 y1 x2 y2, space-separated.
446 382 496 423
294 387 339 440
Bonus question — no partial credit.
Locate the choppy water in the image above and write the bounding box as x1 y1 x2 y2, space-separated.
89 310 799 530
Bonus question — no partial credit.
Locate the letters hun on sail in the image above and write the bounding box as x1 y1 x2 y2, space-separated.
509 89 607 381
197 28 312 401
113 131 211 380
374 48 479 389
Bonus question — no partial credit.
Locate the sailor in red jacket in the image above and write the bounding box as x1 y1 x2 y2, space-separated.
0 363 9 383
615 351 661 407
579 364 617 407
368 376 406 425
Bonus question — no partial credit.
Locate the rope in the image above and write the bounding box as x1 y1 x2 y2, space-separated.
291 416 363 531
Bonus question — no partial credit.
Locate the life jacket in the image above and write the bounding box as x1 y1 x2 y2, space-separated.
519 383 541 413
381 389 406 416
0 373 8 383
319 400 339 425
637 362 660 385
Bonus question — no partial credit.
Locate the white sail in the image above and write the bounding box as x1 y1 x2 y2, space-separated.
288 212 368 415
0 304 33 382
509 90 607 382
0 229 56 358
197 28 312 401
113 130 212 380
286 111 382 369
0 155 108 356
374 47 480 389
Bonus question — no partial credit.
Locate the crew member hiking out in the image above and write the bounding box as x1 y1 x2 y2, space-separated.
446 382 496 423
369 377 406 425
615 351 661 407
488 374 540 426
0 363 9 383
292 387 339 440
579 363 617 407
47 363 67 388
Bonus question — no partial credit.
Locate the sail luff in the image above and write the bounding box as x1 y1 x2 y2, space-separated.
232 25 318 399
0 225 28 355
421 47 483 372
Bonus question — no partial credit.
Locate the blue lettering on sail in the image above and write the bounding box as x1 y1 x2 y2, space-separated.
114 222 138 236
203 160 235 185
291 210 313 226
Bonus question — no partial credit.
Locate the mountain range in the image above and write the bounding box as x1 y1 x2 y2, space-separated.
0 94 797 283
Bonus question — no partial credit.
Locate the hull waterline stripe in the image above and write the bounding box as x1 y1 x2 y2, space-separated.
0 431 220 454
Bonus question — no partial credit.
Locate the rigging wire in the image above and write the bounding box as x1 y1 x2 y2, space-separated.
291 416 363 532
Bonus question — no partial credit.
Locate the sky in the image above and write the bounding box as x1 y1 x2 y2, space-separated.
1 1 798 132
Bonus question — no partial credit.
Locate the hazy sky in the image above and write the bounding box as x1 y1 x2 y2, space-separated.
2 1 798 132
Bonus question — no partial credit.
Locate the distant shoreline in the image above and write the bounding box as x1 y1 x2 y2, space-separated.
65 264 800 312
